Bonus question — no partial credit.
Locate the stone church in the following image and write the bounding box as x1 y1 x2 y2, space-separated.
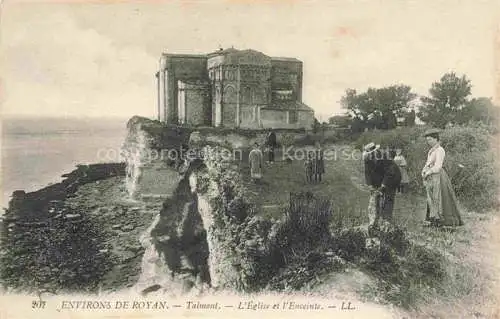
155 48 315 129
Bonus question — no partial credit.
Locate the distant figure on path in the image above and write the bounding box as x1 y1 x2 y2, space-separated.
312 142 325 183
363 142 401 224
265 130 278 164
304 151 314 183
394 148 410 193
421 129 463 227
248 142 264 183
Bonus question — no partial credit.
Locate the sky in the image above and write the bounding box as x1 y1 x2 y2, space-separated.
1 0 499 122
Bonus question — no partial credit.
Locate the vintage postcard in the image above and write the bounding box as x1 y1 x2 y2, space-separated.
1 0 500 318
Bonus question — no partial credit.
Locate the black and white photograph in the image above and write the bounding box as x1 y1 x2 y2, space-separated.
1 1 500 318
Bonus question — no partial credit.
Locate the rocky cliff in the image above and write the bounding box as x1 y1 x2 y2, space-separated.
0 116 445 307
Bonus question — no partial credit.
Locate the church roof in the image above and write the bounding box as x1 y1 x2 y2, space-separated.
271 56 302 63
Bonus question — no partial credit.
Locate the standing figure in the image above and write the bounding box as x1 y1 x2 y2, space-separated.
312 142 325 183
265 130 278 164
363 142 383 225
393 148 410 193
304 151 314 183
421 129 463 227
248 142 264 183
363 142 401 224
375 149 402 222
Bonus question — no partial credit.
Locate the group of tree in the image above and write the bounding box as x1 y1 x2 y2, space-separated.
418 72 499 128
328 72 498 131
336 85 417 132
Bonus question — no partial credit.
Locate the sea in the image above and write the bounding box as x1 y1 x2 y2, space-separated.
1 116 130 210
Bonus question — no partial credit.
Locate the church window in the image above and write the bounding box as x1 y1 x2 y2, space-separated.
224 85 236 103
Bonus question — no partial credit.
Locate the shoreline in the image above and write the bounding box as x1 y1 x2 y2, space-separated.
0 162 160 294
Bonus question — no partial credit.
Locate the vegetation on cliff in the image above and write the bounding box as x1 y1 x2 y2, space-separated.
189 145 448 309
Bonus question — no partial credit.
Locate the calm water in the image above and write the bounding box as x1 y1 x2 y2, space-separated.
1 117 129 209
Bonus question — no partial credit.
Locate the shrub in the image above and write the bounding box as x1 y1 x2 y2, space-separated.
360 223 446 309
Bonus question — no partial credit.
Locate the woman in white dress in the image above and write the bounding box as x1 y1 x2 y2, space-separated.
421 129 463 227
248 142 264 183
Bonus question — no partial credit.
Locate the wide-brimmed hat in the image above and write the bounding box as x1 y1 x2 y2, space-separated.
363 142 380 154
423 128 441 137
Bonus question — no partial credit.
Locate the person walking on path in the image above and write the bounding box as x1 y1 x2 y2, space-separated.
249 142 264 183
421 129 463 227
312 142 325 183
265 130 278 164
394 148 410 193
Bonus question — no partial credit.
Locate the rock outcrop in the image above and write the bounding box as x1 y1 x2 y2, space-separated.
0 163 126 293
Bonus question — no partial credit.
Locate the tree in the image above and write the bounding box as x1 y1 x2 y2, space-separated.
404 109 416 126
418 72 472 128
340 85 417 131
456 97 500 126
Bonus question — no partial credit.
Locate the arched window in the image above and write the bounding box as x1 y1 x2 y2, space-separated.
224 85 236 103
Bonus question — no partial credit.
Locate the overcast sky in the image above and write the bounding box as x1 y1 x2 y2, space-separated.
1 0 499 121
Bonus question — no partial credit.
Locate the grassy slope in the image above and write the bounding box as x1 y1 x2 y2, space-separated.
235 144 500 318
237 145 368 225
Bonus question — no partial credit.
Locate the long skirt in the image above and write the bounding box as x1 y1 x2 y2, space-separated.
399 166 410 184
424 169 463 226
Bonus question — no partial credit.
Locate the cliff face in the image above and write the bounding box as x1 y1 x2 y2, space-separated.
124 117 282 295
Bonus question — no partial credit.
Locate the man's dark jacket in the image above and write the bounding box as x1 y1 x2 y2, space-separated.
364 156 401 191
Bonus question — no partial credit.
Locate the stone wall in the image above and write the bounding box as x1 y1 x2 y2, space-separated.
271 59 303 102
179 82 211 126
260 108 289 129
164 55 208 124
222 103 237 127
297 109 315 129
239 105 258 129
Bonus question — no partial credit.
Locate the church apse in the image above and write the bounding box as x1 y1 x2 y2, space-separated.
157 48 314 129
